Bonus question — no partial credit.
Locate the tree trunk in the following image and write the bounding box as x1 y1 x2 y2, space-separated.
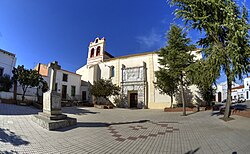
36 87 39 103
180 77 186 116
224 77 232 119
170 95 173 108
22 86 27 102
13 81 17 103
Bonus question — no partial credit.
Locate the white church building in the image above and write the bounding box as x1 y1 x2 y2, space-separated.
76 37 202 109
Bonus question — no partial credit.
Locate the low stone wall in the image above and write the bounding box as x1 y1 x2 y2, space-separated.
164 107 195 112
164 107 209 112
0 91 37 102
94 104 113 109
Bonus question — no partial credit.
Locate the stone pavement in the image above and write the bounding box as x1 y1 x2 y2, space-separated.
0 103 250 154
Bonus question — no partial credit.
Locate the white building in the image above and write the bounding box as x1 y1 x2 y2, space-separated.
76 37 202 109
231 85 244 101
214 76 250 102
215 82 240 102
0 49 16 77
35 63 82 101
243 77 250 100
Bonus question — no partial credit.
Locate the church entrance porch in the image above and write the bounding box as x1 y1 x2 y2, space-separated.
121 64 148 109
129 91 138 108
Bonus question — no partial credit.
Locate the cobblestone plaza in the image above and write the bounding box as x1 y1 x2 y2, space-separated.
0 103 250 154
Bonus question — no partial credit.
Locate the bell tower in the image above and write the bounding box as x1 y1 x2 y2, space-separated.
87 37 106 66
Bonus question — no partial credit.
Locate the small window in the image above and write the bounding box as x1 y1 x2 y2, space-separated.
71 86 76 97
109 66 115 78
111 66 115 77
0 67 4 76
90 48 95 58
96 46 101 56
95 39 98 43
62 73 68 82
247 91 249 99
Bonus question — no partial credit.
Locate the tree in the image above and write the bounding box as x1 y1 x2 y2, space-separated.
171 0 250 119
155 68 178 108
157 24 195 115
187 60 217 106
12 65 48 102
0 74 13 92
90 79 120 104
175 86 194 107
36 75 49 103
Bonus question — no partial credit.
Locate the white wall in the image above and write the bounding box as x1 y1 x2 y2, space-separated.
0 91 37 101
232 88 245 100
76 52 201 109
12 68 82 100
47 69 81 99
215 82 240 102
0 50 16 77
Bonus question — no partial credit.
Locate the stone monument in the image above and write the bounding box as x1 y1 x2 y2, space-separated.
32 61 77 130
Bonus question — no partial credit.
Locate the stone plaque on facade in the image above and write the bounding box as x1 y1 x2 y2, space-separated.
123 67 144 82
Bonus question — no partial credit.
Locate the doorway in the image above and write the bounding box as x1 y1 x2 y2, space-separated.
129 92 138 108
218 92 222 102
82 91 87 101
62 85 67 99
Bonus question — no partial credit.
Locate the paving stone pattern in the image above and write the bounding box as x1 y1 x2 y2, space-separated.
0 103 250 154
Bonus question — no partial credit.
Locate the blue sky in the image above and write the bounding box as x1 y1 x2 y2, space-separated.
0 0 249 84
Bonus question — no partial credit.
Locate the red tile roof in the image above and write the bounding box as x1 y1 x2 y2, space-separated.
231 85 244 90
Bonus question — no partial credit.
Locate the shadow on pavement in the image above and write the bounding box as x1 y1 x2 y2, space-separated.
185 147 200 154
62 107 99 115
186 111 198 116
0 150 19 154
0 128 29 146
57 120 150 132
211 111 223 116
0 104 40 115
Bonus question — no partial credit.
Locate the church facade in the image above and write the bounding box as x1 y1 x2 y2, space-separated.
76 37 201 109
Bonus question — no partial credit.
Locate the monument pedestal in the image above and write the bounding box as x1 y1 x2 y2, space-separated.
32 114 76 130
32 90 77 130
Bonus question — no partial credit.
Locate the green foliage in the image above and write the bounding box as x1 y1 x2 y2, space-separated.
171 0 250 118
197 85 215 106
187 60 216 105
113 94 127 108
12 65 48 101
90 79 120 99
157 24 195 113
0 74 13 92
175 86 194 107
158 25 195 78
155 68 178 108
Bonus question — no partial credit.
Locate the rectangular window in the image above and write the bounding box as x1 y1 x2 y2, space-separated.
62 73 68 82
109 66 115 78
71 86 76 97
111 66 115 77
0 67 4 76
